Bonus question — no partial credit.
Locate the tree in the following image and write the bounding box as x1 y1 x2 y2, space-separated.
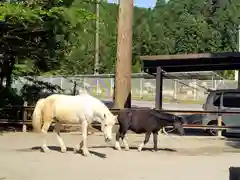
0 0 94 86
1 0 240 85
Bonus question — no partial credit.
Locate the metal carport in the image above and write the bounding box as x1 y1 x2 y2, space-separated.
140 52 240 109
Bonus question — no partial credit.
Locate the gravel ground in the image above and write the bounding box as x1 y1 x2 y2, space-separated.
1 132 240 180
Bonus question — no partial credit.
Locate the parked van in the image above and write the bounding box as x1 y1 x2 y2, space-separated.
202 89 240 136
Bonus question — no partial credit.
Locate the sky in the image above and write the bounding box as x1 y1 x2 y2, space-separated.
107 0 157 8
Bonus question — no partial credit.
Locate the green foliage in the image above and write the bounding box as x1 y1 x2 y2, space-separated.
20 76 64 104
0 0 95 79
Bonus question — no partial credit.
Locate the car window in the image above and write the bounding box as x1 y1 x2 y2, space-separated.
222 92 240 108
213 93 221 107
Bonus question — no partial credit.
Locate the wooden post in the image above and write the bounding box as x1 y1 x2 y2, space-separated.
73 81 77 95
173 79 177 100
110 78 114 96
229 167 240 180
113 0 133 109
238 71 240 89
237 26 240 89
217 114 222 137
155 67 163 109
22 101 27 132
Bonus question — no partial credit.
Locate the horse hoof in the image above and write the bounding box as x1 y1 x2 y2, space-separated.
42 147 50 153
73 148 79 154
124 147 130 151
74 145 80 153
114 142 122 151
114 145 121 151
83 151 90 157
137 147 142 152
61 148 67 153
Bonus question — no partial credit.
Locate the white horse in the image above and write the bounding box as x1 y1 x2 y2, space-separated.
32 93 118 156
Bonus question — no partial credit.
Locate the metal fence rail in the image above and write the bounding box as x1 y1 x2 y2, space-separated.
11 74 238 103
1 105 240 137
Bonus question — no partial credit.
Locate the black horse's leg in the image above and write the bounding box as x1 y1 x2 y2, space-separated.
115 123 129 151
114 131 122 151
138 132 151 152
153 132 158 151
121 131 129 151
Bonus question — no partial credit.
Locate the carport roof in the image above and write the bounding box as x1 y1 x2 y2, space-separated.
140 52 240 74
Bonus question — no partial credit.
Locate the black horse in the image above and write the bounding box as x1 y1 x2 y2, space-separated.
114 109 185 152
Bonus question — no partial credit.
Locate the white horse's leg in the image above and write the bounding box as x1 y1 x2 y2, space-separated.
75 120 90 156
74 141 82 153
138 132 151 152
82 121 90 156
41 122 51 152
54 122 67 153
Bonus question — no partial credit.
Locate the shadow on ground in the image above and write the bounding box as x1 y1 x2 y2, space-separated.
90 145 177 152
225 138 240 151
16 146 107 159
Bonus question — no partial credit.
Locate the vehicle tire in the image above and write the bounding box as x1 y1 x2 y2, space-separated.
206 120 225 136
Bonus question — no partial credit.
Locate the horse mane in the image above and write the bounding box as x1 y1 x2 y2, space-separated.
153 110 186 124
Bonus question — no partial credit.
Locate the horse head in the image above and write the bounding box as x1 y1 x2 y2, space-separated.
173 116 186 136
101 113 118 142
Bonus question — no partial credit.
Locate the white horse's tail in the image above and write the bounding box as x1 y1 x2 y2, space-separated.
32 98 45 132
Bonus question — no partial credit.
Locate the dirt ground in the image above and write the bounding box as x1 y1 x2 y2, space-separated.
1 132 240 180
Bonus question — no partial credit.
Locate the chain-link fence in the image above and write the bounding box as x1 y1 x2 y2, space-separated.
11 74 238 103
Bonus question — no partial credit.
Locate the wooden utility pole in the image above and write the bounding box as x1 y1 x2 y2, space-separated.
113 0 133 108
